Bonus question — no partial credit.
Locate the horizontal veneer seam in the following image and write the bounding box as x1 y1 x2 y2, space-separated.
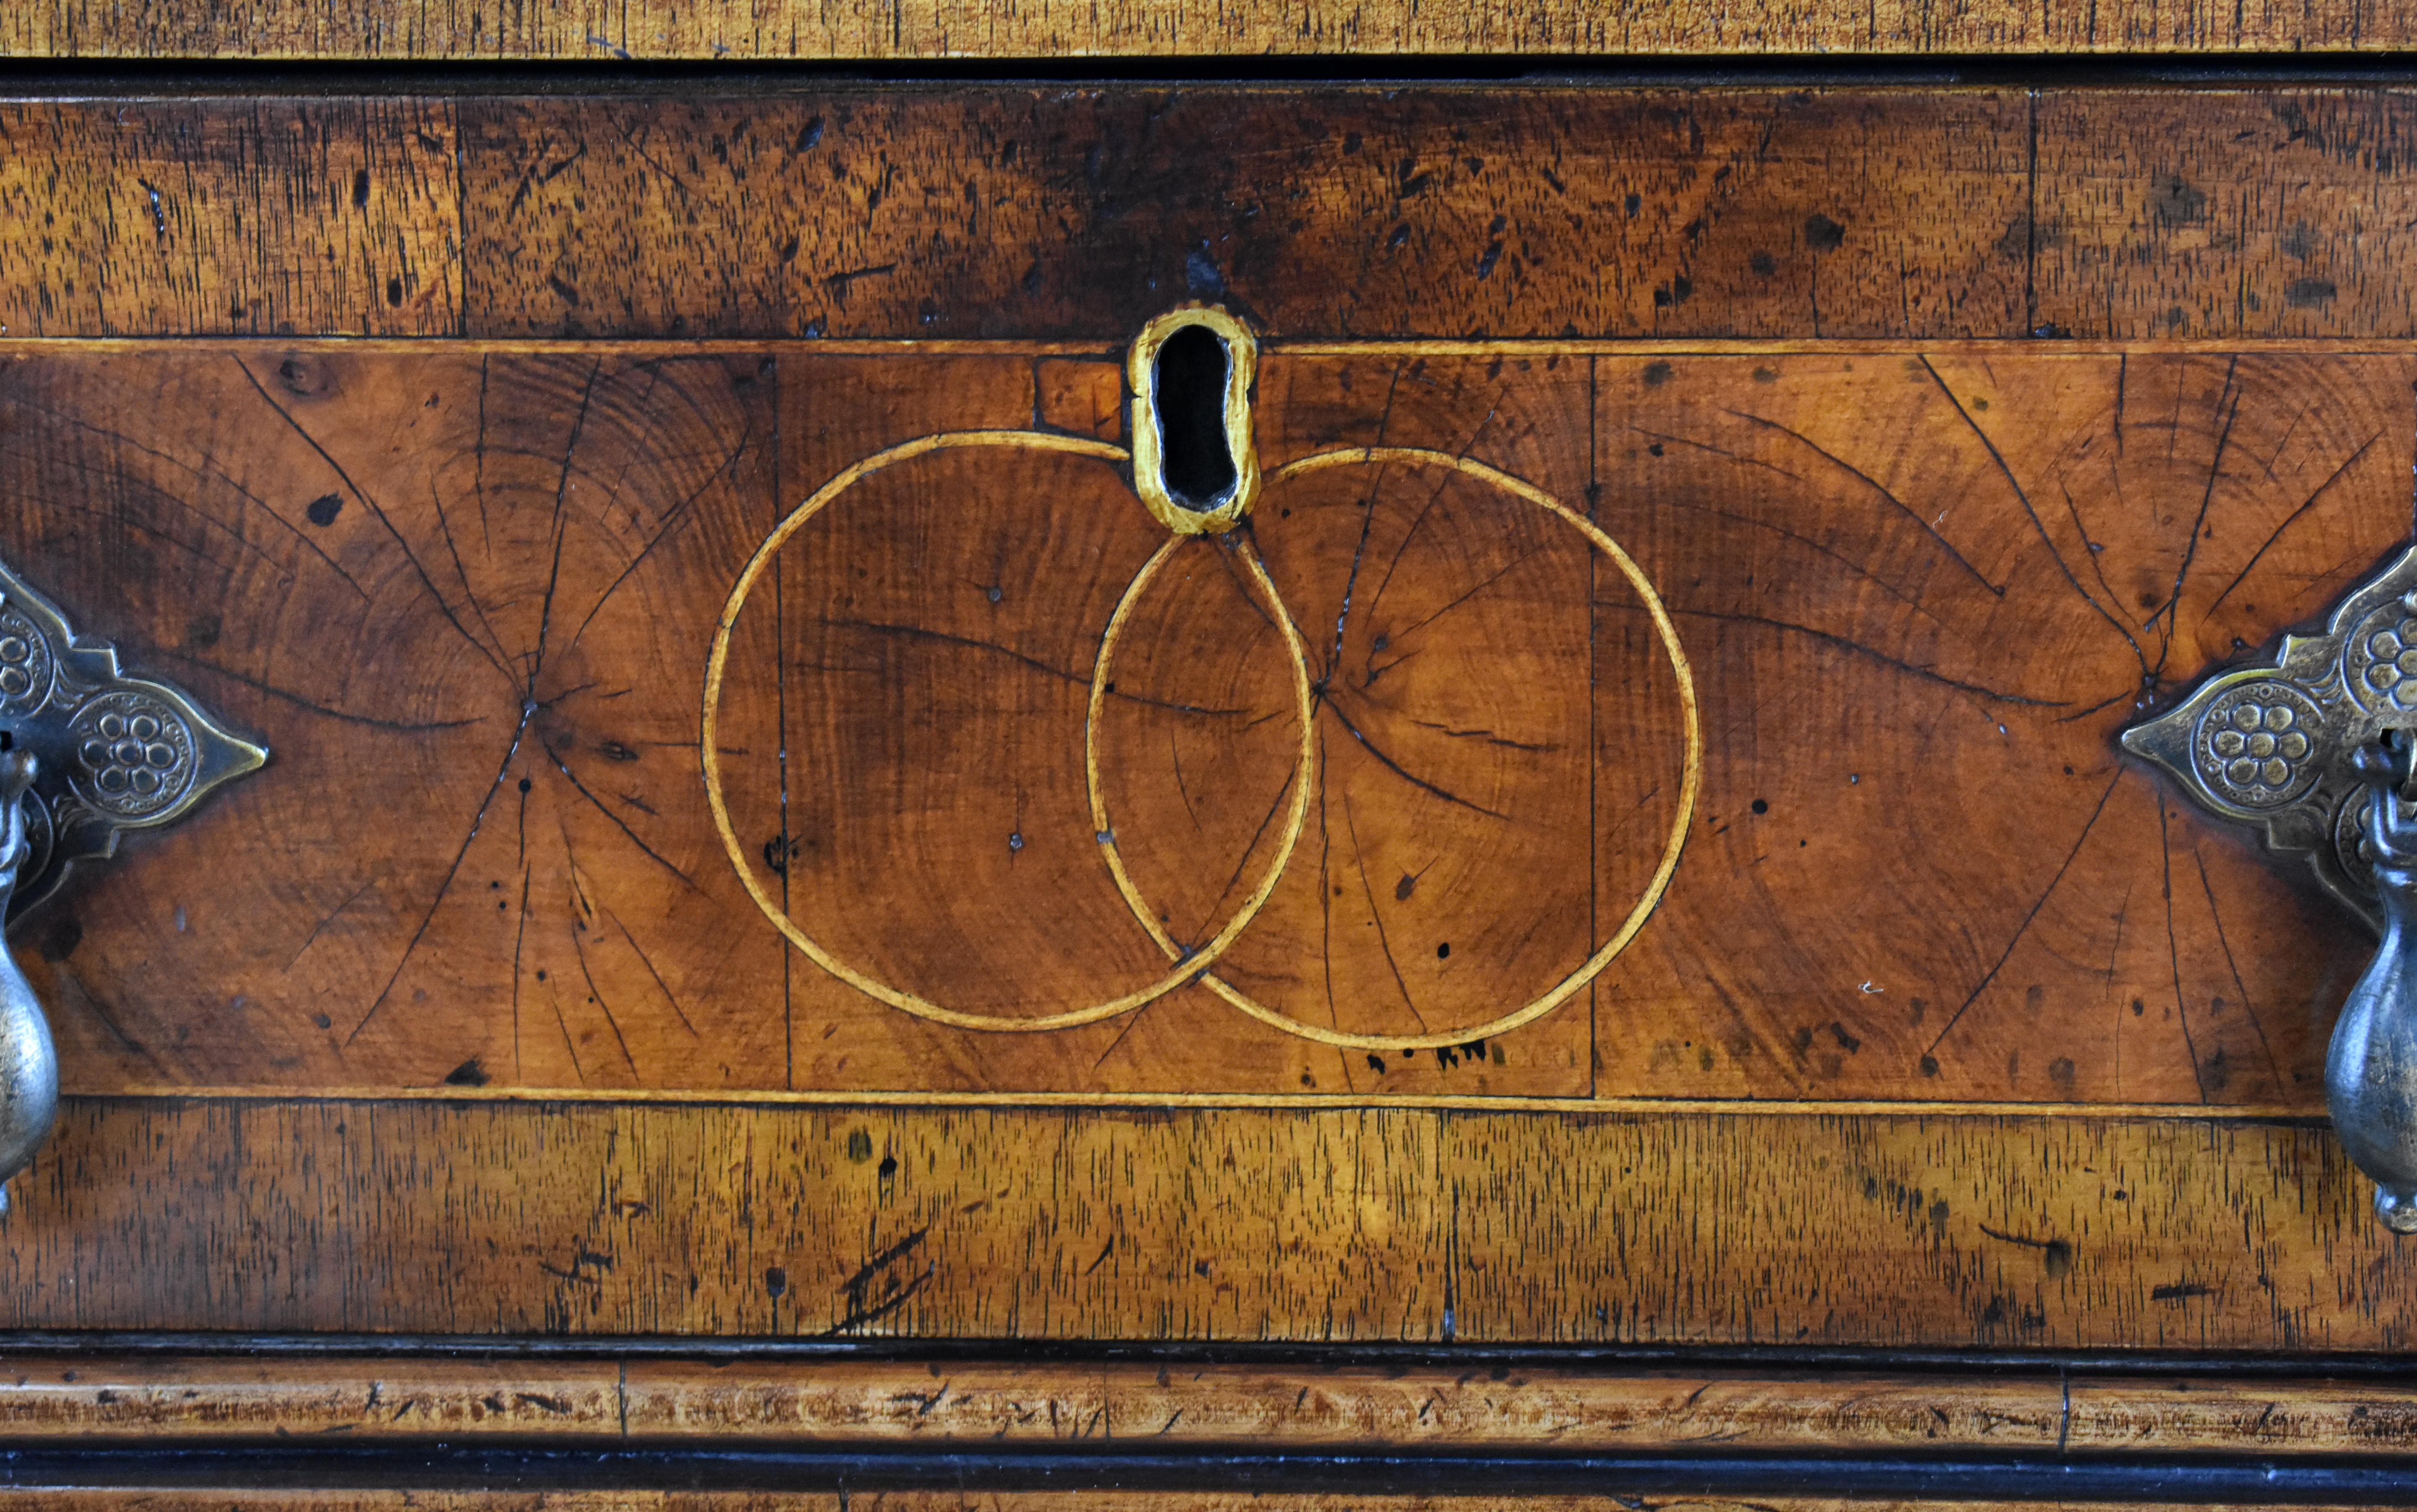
62 1088 2330 1120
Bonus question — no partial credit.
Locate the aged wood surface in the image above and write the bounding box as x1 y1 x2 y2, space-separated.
8 90 2417 344
455 90 2033 343
0 79 2412 1369
2 1349 2415 1458
2 0 2408 57
0 340 2401 1107
0 100 461 340
0 1099 2408 1349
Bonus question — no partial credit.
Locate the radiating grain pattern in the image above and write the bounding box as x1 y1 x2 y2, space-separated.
0 342 2403 1107
0 100 460 338
3 0 2408 57
0 1098 2409 1350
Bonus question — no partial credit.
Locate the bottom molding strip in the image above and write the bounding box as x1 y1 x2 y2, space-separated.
0 1446 2415 1504
0 1354 2412 1461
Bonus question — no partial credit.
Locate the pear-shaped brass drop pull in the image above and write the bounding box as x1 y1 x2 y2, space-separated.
2126 546 2417 1230
2327 733 2417 1231
0 749 58 1208
0 555 269 1208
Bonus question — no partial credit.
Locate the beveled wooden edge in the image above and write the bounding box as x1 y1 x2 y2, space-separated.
71 1087 2333 1118
0 1354 2411 1459
0 1488 2378 1497
0 0 2407 59
0 1488 2388 1497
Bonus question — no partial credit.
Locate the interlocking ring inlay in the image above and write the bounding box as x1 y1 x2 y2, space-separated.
701 313 1701 1049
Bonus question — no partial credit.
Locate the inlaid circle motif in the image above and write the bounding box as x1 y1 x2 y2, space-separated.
702 434 1701 1051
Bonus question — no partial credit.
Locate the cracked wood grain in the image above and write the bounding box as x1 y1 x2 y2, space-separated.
0 342 2404 1108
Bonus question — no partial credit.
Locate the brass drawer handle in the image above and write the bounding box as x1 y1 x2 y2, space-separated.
2130 545 2417 1230
2329 734 2417 1229
0 750 55 1202
0 560 265 1204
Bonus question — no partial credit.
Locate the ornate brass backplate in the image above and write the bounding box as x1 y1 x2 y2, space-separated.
0 555 266 1198
2129 542 2417 1229
2124 543 2417 935
0 557 267 919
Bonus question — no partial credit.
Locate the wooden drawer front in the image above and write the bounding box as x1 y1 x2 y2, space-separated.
3 337 2394 1111
1 83 2415 1361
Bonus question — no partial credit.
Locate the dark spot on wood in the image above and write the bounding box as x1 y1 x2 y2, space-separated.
764 1266 788 1297
305 493 343 527
1641 361 1673 387
1394 872 1415 901
2149 172 2208 225
351 169 370 208
844 1128 874 1162
2284 277 2338 307
1803 213 1846 250
443 1057 489 1087
276 355 324 397
1749 251 1777 277
1183 246 1225 300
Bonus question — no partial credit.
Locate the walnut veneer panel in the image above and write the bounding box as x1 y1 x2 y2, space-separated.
0 1099 2403 1348
1 0 2407 57
16 92 2417 344
0 341 2399 1110
0 100 461 339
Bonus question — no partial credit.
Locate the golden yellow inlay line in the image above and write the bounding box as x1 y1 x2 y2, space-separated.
700 428 1320 1034
1087 445 1704 1052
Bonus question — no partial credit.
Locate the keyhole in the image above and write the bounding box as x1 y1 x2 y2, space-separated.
1152 323 1239 511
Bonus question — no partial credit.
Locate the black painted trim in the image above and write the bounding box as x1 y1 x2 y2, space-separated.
3 1328 2417 1380
4 56 2417 92
0 1445 2412 1500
